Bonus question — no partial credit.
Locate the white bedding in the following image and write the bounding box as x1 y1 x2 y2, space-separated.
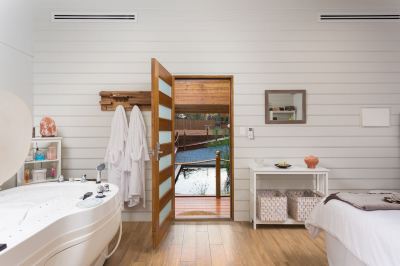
306 199 400 266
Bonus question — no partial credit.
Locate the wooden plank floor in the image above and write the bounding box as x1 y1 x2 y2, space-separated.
105 222 328 266
175 197 230 219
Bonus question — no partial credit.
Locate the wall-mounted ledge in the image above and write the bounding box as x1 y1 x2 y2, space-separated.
99 91 151 111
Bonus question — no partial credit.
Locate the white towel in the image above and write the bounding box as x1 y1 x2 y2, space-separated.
104 105 128 188
122 105 150 208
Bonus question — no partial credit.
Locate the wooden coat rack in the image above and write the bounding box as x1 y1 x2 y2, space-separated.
99 91 152 111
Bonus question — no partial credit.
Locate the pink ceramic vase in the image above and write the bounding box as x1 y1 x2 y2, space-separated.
304 155 319 169
40 116 57 137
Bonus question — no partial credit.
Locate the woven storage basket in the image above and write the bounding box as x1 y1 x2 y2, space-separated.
256 190 287 222
286 190 322 222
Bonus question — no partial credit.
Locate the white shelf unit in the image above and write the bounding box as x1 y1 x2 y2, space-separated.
270 110 296 120
249 165 329 229
17 137 62 186
270 110 296 114
24 159 60 164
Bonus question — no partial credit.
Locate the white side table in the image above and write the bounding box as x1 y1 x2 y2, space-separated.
249 165 329 229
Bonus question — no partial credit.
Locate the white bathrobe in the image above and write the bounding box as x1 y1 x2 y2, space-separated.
104 105 128 189
122 106 150 208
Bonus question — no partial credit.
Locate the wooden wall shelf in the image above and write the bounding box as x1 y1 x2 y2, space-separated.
99 91 151 111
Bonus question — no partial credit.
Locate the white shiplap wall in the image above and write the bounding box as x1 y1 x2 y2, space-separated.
33 0 400 221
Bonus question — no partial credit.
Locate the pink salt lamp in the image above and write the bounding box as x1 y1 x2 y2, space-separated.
40 116 57 137
304 155 319 169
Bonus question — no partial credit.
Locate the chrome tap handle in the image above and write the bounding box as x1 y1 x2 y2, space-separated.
96 184 105 198
80 174 87 183
97 184 104 193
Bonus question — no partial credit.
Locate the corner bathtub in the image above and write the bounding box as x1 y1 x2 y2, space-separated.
0 182 121 266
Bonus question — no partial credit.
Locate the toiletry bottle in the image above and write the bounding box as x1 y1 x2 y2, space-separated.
50 167 56 178
24 169 30 184
35 147 45 161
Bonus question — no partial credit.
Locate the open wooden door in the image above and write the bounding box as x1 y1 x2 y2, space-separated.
151 58 175 248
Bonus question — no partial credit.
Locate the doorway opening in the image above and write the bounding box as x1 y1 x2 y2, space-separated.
173 76 234 220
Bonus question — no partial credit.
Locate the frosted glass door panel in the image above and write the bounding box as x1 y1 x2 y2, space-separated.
159 154 172 171
159 105 172 120
159 79 171 97
159 178 171 199
159 200 172 225
159 131 171 144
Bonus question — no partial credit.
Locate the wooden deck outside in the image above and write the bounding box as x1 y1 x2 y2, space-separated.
175 196 230 219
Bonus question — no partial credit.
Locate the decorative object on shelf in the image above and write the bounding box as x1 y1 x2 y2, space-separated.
47 146 57 160
32 169 47 182
50 167 56 178
24 169 30 183
275 161 291 169
99 91 151 111
34 147 45 161
304 155 319 169
40 116 57 137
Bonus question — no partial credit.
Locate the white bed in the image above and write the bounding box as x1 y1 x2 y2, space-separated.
306 199 400 266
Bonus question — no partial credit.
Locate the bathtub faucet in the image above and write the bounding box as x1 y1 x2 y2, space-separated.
96 184 106 198
80 174 87 183
96 163 106 184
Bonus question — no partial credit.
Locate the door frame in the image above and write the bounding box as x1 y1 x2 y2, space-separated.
173 75 234 220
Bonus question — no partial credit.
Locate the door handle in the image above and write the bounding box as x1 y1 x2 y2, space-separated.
153 142 163 161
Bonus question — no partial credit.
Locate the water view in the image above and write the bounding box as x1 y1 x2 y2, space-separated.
175 167 230 196
174 113 231 197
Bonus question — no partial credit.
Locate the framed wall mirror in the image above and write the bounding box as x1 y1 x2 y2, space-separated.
265 90 306 124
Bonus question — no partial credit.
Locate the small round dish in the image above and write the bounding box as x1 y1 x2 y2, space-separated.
274 164 292 169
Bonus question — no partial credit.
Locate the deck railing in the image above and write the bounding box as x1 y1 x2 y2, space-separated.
175 150 229 198
216 151 221 198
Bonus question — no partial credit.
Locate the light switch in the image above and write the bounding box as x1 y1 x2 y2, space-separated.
248 127 254 140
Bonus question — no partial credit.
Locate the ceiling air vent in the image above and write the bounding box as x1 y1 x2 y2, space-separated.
320 14 400 21
52 12 137 22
